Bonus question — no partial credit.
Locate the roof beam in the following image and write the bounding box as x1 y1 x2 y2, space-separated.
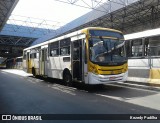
0 0 19 31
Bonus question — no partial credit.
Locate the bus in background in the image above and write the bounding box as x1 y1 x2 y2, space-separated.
6 58 15 69
15 56 23 69
125 29 160 83
6 56 23 69
23 27 128 85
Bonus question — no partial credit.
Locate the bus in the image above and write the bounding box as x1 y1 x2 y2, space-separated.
6 56 23 69
125 28 160 83
23 27 128 85
15 56 23 69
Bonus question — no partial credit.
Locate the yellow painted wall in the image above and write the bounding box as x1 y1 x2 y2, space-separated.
150 69 160 79
149 69 160 85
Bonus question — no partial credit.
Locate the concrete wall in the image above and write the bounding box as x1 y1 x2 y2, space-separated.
128 58 160 85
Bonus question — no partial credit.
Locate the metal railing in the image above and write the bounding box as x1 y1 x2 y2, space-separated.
148 45 160 68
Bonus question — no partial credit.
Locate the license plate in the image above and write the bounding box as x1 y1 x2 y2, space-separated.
109 77 116 80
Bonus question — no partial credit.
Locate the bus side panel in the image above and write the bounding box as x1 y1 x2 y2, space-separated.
47 56 71 79
59 56 71 76
23 60 27 72
47 57 62 79
17 62 22 69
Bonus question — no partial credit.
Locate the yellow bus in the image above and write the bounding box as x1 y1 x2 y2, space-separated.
23 27 128 85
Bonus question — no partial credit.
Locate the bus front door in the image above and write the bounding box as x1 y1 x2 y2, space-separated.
26 52 30 73
40 48 48 76
72 40 83 81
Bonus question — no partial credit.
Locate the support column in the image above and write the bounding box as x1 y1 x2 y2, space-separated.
129 40 132 57
142 38 145 56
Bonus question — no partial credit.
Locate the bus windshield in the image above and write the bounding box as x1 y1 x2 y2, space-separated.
89 37 127 64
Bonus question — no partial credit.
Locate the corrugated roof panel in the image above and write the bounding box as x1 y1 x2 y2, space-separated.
31 0 139 46
1 24 55 38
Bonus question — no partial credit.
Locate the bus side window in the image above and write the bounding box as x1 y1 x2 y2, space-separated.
60 47 70 55
60 38 71 56
51 49 59 56
49 41 59 57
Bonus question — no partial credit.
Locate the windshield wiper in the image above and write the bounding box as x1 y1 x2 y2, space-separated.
114 41 125 49
95 51 109 59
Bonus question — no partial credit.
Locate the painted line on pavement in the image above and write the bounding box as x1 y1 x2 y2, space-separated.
95 93 124 101
105 83 160 93
51 86 76 96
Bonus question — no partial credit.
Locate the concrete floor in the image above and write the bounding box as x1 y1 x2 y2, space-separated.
0 69 160 123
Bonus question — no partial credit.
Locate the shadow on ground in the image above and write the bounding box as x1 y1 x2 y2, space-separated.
29 76 158 100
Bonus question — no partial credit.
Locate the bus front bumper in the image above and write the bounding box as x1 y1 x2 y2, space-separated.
88 71 128 84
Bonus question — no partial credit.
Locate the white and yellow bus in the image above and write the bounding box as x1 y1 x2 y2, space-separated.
23 27 128 85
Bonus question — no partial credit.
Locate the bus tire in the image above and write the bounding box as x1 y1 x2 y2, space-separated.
63 70 72 86
32 67 36 76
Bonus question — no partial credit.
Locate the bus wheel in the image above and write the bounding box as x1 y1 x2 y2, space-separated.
63 71 72 86
32 67 36 76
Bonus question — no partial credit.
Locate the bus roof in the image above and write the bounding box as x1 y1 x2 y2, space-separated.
124 28 160 40
24 27 123 51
